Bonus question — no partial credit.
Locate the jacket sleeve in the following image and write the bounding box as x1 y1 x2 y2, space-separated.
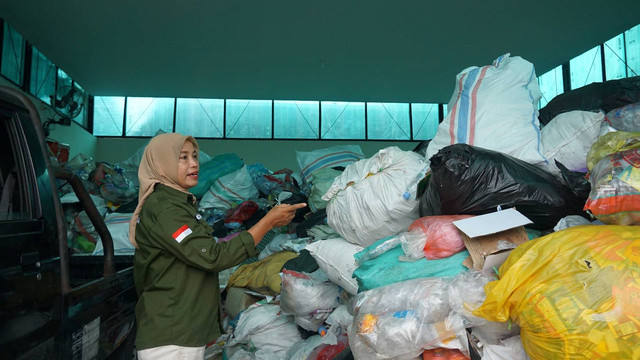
142 202 258 272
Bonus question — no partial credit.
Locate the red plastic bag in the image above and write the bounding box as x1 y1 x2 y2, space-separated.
408 215 473 260
423 348 469 359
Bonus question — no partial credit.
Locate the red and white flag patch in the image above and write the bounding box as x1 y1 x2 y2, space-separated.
172 224 192 243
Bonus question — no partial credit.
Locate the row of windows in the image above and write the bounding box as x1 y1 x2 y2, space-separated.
0 20 89 129
538 24 640 108
1 19 639 140
93 97 442 140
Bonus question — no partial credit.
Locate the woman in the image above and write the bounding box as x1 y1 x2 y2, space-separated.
129 133 305 359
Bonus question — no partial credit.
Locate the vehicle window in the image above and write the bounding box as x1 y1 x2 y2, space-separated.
0 116 30 220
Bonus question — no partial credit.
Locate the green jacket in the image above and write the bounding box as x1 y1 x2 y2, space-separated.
133 184 257 350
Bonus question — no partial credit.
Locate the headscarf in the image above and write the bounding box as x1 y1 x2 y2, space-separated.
129 133 199 248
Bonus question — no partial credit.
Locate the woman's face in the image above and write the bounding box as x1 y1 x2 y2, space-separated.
176 140 199 189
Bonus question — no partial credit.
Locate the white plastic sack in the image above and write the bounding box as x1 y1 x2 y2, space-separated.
305 237 363 295
199 165 259 210
539 110 604 175
322 146 426 247
92 213 135 255
280 269 341 331
482 336 530 360
426 53 545 165
228 303 302 358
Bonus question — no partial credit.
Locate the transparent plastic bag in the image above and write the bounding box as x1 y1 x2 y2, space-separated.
604 102 640 132
280 269 341 322
586 131 640 171
584 148 640 225
350 277 461 359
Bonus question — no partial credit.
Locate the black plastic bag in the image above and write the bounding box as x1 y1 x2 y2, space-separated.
420 144 588 230
538 76 640 126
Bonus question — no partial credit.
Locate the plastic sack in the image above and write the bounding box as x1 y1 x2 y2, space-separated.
604 102 640 132
538 75 640 126
353 235 469 292
198 165 259 211
189 153 244 199
227 302 302 359
539 110 604 175
279 269 341 331
420 144 588 230
473 225 640 360
323 146 427 247
584 148 640 225
586 131 640 171
305 237 363 295
448 271 520 346
350 277 467 359
426 53 545 165
306 333 349 360
94 162 138 204
405 215 473 260
481 336 530 360
92 213 135 255
307 168 342 212
553 215 604 232
285 334 340 360
296 145 365 183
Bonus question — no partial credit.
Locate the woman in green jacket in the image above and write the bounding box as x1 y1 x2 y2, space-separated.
129 133 305 359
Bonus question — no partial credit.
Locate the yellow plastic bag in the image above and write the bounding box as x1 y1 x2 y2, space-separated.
586 131 640 171
474 225 640 360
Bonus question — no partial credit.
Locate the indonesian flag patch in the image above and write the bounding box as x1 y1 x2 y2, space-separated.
172 225 192 243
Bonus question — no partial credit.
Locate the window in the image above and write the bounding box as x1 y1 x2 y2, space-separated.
321 101 365 139
0 115 33 220
93 96 125 136
538 65 564 108
225 99 272 138
72 82 88 129
411 103 439 140
29 46 56 105
125 97 174 136
176 98 224 138
570 45 603 90
367 102 410 140
274 100 319 139
604 33 627 80
625 24 640 77
0 22 25 87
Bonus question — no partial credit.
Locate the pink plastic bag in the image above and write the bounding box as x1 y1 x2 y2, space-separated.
407 215 473 260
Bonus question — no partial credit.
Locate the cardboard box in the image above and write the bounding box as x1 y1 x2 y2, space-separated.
453 208 532 271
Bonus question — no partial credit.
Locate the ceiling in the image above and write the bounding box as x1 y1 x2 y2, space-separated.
1 1 639 104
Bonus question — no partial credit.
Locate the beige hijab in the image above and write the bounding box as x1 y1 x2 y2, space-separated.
129 133 199 248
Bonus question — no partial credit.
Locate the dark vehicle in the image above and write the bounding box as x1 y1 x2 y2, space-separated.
0 86 136 359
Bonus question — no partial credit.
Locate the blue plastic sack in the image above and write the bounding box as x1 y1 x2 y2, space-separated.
190 153 244 199
353 236 469 292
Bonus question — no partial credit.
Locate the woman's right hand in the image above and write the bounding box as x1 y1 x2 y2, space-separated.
265 203 307 227
247 203 307 245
